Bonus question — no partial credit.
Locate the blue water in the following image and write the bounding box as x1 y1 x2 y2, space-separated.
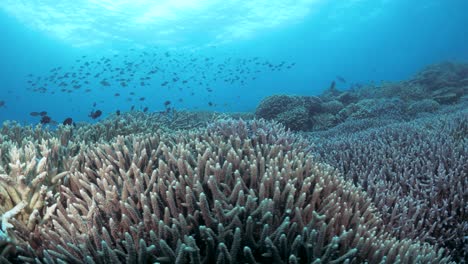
1 0 467 124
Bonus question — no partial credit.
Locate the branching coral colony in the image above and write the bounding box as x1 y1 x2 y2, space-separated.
1 201 26 241
0 118 457 263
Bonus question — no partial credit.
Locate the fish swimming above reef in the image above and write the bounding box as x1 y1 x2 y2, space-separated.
63 117 73 126
0 100 5 107
22 47 298 114
40 115 52 124
89 110 102 119
336 75 346 83
100 80 111 86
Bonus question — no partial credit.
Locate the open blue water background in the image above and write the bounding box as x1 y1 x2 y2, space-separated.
0 0 467 124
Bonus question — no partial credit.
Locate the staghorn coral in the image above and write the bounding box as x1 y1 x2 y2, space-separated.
0 137 75 262
255 95 300 120
405 61 468 93
337 98 407 121
10 120 451 263
308 110 467 262
0 137 74 242
206 118 307 150
354 62 468 104
253 63 468 132
1 111 254 147
310 113 339 131
407 99 440 116
275 106 311 131
252 62 466 133
0 122 56 146
70 110 253 142
0 201 27 262
255 95 322 131
0 139 69 225
1 202 26 242
320 100 344 115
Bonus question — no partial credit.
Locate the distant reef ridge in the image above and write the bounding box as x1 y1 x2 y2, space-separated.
255 61 468 131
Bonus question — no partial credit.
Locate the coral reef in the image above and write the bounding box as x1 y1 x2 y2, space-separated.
255 95 322 131
251 61 467 262
337 98 406 121
0 119 454 263
1 61 466 263
255 62 468 132
0 138 72 228
404 62 468 102
407 99 440 116
308 110 468 262
0 111 253 146
254 95 300 120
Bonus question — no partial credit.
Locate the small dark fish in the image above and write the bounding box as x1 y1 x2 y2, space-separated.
336 76 346 83
89 110 102 119
40 115 52 124
30 111 40 117
93 102 97 107
63 117 73 126
39 111 47 116
164 100 171 107
131 105 135 111
139 97 145 101
0 101 5 107
329 81 336 91
208 102 213 107
143 107 148 112
116 110 121 116
114 93 120 97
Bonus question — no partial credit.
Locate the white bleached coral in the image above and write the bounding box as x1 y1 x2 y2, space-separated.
0 201 26 241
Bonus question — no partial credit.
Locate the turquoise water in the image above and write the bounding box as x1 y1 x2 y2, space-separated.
1 0 467 124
